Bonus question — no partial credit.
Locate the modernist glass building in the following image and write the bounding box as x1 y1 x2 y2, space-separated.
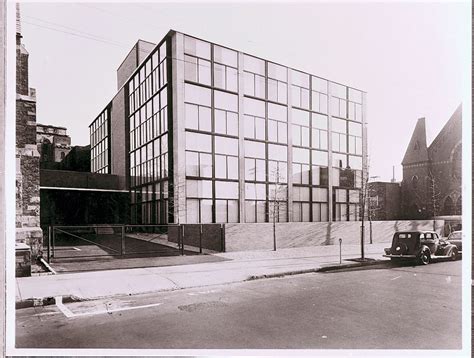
89 30 367 225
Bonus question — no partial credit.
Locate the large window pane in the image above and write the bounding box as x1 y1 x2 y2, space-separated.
215 200 227 223
312 150 328 166
184 55 197 82
245 201 256 222
245 140 265 159
244 97 265 117
215 136 238 156
186 132 212 152
201 200 213 223
215 155 227 178
268 144 287 161
214 45 238 67
268 62 287 82
216 181 239 199
228 200 239 222
200 153 212 177
293 147 310 164
185 83 211 106
227 67 238 92
184 36 211 60
186 151 199 176
186 179 212 198
243 55 265 75
186 199 199 223
215 90 238 112
228 156 239 179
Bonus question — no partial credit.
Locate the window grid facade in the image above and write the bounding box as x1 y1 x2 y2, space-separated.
184 36 240 224
90 108 110 174
329 83 364 221
91 31 366 225
128 40 169 224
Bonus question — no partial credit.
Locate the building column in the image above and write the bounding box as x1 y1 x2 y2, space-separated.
362 92 369 220
287 69 294 222
327 83 333 222
171 32 186 224
237 52 245 222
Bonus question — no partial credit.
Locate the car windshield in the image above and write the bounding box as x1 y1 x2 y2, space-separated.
448 232 462 240
397 233 412 239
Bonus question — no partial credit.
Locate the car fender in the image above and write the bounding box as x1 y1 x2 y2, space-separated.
442 244 457 256
418 245 431 257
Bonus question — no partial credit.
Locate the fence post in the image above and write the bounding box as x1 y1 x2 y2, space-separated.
220 224 225 252
47 226 51 263
52 225 55 258
121 225 125 256
177 225 181 248
199 224 203 254
181 225 185 256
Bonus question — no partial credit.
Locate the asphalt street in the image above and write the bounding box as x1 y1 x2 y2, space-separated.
16 260 462 350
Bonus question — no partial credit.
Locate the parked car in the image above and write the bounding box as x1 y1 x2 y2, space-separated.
446 230 462 254
383 231 458 265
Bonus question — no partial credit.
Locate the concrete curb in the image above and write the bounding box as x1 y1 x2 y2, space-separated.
244 259 389 280
317 259 389 272
16 259 389 309
15 295 85 310
247 268 321 281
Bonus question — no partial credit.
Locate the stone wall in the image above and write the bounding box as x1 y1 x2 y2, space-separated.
16 28 43 257
16 98 42 256
224 220 444 252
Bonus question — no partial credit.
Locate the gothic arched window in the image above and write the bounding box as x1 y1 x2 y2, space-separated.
443 196 454 215
455 196 462 215
452 144 462 179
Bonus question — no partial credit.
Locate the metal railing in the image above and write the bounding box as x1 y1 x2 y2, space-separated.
46 223 226 263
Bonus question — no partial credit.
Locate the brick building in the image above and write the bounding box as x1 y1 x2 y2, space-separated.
368 181 401 221
400 105 462 219
16 8 42 256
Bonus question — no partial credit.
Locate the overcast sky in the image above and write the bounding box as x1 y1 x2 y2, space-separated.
20 1 470 181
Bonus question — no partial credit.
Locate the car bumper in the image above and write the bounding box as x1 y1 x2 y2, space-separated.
383 254 417 259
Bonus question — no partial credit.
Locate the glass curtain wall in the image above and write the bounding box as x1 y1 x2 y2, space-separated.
181 34 364 224
243 55 289 223
184 36 240 224
90 108 110 174
128 40 169 224
330 83 364 221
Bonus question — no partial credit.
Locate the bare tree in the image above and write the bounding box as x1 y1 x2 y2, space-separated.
410 169 441 227
268 164 287 251
426 169 441 231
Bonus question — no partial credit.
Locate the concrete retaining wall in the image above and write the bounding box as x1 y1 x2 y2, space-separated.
224 220 445 252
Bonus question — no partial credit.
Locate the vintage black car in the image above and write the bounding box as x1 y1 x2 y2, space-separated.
383 231 458 265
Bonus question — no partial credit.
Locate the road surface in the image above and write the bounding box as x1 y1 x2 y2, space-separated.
16 260 462 349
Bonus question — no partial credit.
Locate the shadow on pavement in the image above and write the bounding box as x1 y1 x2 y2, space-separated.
322 257 461 274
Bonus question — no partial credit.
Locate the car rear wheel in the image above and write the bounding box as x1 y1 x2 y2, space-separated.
419 249 431 265
449 247 458 261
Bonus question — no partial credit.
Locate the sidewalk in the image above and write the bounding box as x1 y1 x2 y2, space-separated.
16 243 390 308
